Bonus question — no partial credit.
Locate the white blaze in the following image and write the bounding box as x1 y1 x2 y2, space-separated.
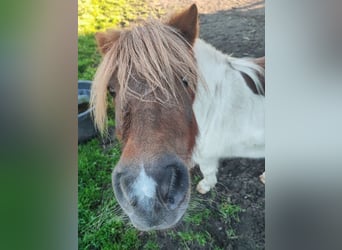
133 167 156 200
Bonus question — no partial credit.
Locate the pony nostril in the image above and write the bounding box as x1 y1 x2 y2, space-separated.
157 163 189 210
130 197 138 207
114 170 136 205
168 197 175 205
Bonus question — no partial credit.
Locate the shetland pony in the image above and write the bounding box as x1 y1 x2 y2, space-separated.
90 4 264 231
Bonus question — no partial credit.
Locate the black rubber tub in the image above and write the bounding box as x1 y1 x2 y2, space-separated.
78 80 97 143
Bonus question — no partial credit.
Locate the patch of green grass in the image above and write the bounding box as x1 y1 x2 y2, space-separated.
194 232 209 246
167 230 177 240
78 0 163 35
177 231 193 242
210 188 218 200
79 139 143 249
226 228 238 239
219 202 242 221
218 202 242 242
78 34 100 80
184 207 211 226
192 173 202 185
78 139 142 249
177 231 211 247
143 240 159 250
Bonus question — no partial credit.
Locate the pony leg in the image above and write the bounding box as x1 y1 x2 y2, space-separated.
196 159 218 194
259 171 265 184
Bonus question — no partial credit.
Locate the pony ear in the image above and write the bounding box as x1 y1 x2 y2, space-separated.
167 4 199 45
95 30 121 55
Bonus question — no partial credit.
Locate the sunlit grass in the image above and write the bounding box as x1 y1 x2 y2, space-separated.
78 0 162 35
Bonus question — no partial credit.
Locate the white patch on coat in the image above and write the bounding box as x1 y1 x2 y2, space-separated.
192 39 265 192
133 167 156 201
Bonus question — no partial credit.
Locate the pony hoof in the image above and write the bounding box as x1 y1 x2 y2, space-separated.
196 180 211 194
259 172 265 184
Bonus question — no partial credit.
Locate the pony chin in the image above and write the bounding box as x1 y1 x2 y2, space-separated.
127 196 189 231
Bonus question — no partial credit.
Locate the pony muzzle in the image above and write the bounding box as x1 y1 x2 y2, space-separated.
112 154 190 231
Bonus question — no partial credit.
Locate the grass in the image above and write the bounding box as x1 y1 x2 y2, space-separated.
78 139 143 249
220 201 243 239
177 231 211 248
78 0 162 35
184 207 211 226
78 34 100 81
78 1 244 249
219 202 242 222
142 240 159 250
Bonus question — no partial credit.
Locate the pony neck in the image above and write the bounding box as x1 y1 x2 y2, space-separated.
192 38 265 159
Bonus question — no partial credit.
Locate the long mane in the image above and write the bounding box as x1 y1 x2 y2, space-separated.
90 19 200 134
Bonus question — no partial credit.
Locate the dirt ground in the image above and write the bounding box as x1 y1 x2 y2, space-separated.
154 0 264 57
144 1 265 249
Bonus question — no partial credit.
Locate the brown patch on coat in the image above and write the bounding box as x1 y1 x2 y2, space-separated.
95 30 121 55
242 56 265 95
91 4 201 168
167 3 199 45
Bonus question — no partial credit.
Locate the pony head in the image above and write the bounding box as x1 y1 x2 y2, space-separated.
90 4 200 231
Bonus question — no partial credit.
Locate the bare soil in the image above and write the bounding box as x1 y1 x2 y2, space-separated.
140 1 265 249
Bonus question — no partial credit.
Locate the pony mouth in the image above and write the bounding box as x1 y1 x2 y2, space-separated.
114 183 190 231
127 197 189 231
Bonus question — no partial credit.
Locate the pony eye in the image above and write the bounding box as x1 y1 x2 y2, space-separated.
108 86 116 97
182 77 189 87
